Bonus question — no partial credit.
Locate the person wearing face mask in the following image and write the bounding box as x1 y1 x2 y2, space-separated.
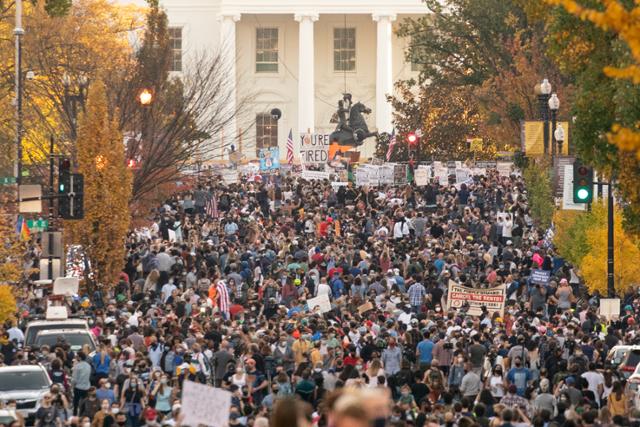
78 387 101 420
506 356 532 397
120 376 145 427
96 379 116 406
272 337 295 374
151 375 173 415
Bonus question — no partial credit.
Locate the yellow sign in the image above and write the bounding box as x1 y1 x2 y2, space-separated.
467 138 483 152
522 121 569 156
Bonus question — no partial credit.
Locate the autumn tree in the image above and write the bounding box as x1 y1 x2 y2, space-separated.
65 82 132 285
395 0 572 151
111 3 250 204
523 159 554 228
0 196 26 284
0 285 16 324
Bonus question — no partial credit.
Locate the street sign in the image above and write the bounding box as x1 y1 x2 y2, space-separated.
19 185 42 213
0 176 16 185
27 219 49 232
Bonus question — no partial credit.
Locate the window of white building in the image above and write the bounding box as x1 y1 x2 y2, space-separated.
333 27 356 72
168 27 182 72
256 113 278 153
256 28 279 73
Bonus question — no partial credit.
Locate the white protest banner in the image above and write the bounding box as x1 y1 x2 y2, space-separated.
447 280 506 316
455 168 471 185
496 162 513 177
221 169 239 184
530 269 551 285
355 168 370 187
301 170 330 181
414 167 430 186
600 298 620 320
53 277 79 297
379 165 395 185
393 164 407 186
182 380 232 427
299 133 330 165
434 167 449 184
307 294 332 313
330 181 348 190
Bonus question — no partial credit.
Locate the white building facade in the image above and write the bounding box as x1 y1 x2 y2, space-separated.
155 0 428 160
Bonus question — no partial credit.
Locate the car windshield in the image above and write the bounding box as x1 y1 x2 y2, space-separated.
614 349 629 363
0 371 49 391
627 350 640 367
26 323 85 345
35 333 94 351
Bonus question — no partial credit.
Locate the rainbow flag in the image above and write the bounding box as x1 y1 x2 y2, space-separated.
17 216 30 241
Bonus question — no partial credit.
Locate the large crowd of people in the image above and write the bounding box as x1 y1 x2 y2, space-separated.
2 166 640 427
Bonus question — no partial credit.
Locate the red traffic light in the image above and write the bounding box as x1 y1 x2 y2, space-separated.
406 133 418 145
127 159 138 169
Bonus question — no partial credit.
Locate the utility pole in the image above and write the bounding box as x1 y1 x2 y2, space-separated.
607 180 615 297
14 0 24 184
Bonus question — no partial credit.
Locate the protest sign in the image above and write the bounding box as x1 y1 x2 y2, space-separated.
496 162 513 177
220 169 239 184
455 168 471 185
355 167 370 187
182 381 232 427
379 165 395 185
358 301 374 315
414 167 430 186
301 170 330 181
393 164 407 186
600 298 621 320
530 269 551 285
53 277 79 296
447 280 506 316
307 294 332 313
475 161 497 169
299 133 330 165
258 147 280 171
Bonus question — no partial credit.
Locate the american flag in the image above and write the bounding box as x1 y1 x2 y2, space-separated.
286 129 294 165
386 129 396 162
205 195 218 218
216 280 230 316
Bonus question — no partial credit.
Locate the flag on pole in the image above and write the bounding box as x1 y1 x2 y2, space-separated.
19 216 30 241
386 129 397 162
286 129 294 165
205 195 218 219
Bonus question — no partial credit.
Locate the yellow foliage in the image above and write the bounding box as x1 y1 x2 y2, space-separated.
0 285 17 324
547 0 640 157
0 198 26 285
64 82 132 285
579 203 640 295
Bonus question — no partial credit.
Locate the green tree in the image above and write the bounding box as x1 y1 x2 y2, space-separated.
65 82 132 285
522 159 554 228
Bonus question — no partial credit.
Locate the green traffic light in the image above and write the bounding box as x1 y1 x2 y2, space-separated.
59 184 65 192
577 188 590 200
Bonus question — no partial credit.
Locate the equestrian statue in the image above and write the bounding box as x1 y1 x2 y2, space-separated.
329 93 379 146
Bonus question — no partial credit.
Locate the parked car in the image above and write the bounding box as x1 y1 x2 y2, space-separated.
34 329 97 354
617 347 640 379
0 365 51 423
25 318 89 347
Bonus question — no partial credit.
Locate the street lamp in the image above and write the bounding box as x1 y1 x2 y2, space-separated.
63 72 89 168
534 78 552 155
138 88 153 106
554 123 565 156
548 93 560 161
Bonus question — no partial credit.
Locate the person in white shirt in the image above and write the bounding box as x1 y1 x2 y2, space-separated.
316 278 332 298
7 323 24 345
393 216 410 240
581 363 605 407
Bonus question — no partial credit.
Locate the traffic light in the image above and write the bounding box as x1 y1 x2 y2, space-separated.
406 133 418 146
127 159 138 169
58 158 84 219
573 159 593 203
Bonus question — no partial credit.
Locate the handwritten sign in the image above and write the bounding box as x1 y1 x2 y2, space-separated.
301 170 330 181
447 280 505 316
414 167 430 186
299 133 330 165
182 381 232 427
307 294 332 313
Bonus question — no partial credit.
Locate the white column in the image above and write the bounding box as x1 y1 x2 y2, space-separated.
217 13 241 156
373 13 396 134
294 13 319 136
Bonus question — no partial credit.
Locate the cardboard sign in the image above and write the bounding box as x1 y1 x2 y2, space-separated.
53 277 79 296
447 280 506 316
181 381 232 427
600 298 621 320
393 164 407 186
299 133 330 165
530 269 551 285
307 294 332 313
358 301 374 315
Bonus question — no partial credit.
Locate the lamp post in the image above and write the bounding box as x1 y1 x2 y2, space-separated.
62 73 89 169
554 123 565 158
14 0 24 184
548 93 560 161
534 78 552 155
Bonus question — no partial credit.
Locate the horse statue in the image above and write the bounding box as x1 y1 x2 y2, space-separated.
329 94 378 146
